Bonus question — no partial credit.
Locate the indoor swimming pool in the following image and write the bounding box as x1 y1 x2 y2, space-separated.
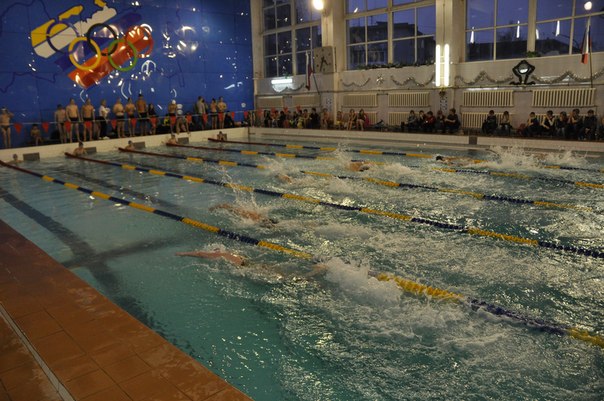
0 138 603 401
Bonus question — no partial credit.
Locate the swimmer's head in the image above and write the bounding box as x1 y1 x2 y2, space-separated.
435 155 444 161
359 165 370 172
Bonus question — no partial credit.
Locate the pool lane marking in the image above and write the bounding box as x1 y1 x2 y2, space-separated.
2 160 312 260
207 138 604 173
433 167 604 189
69 154 604 260
167 143 337 161
300 171 594 212
2 161 602 349
118 148 597 212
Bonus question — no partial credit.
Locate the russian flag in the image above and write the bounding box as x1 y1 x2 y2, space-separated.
305 51 313 90
580 18 591 64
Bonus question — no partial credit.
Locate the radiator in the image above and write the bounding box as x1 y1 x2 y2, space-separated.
461 112 513 129
292 94 320 107
257 96 284 109
463 90 514 107
532 88 595 108
388 92 430 107
388 112 411 126
342 93 378 108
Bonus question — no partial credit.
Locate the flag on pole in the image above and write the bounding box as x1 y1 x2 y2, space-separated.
580 17 591 64
305 51 313 90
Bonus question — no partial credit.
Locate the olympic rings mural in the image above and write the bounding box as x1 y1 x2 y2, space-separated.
31 4 154 89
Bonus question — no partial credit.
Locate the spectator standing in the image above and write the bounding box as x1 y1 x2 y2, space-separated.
136 94 148 136
98 99 109 139
148 103 157 135
195 96 206 129
168 100 178 134
81 99 95 141
124 97 136 137
217 96 227 129
210 98 218 129
65 98 81 142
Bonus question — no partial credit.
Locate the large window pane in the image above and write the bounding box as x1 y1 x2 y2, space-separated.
296 51 308 75
393 9 415 38
348 17 366 44
296 27 311 51
278 55 292 76
276 4 291 28
536 20 571 55
536 0 572 21
367 14 388 41
312 25 322 48
417 6 436 36
367 0 387 10
265 56 278 77
367 41 387 64
348 44 366 69
264 34 277 56
417 36 435 64
497 0 528 25
393 39 415 65
496 25 527 59
264 8 276 30
467 29 494 61
295 0 320 23
467 0 494 29
278 31 292 54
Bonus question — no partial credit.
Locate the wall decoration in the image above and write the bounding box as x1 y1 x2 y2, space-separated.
340 78 371 88
0 0 253 147
390 73 435 88
454 71 513 86
510 60 536 85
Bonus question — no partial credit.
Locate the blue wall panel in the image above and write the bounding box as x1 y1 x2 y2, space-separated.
0 0 253 148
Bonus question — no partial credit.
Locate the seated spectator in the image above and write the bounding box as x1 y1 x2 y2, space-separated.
223 111 235 129
300 109 310 128
583 110 597 141
309 107 320 129
357 109 367 131
334 111 344 129
443 108 460 133
522 112 540 137
555 111 568 138
568 109 583 140
346 109 357 130
598 116 604 140
481 110 497 135
402 110 419 132
263 110 272 127
498 110 512 136
540 110 555 137
422 111 436 132
320 108 331 129
435 110 445 133
30 124 43 146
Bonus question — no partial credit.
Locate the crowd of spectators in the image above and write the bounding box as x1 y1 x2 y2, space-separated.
481 109 603 140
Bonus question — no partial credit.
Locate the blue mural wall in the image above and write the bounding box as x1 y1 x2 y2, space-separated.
0 0 253 148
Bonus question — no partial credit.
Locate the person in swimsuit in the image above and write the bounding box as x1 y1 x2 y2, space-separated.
136 94 148 136
72 141 87 156
165 133 178 145
0 108 14 149
7 153 21 165
176 250 246 266
147 103 158 135
124 140 135 151
124 97 136 137
348 161 371 172
65 98 80 142
81 99 95 142
113 98 125 138
168 100 178 134
54 104 67 143
209 203 277 227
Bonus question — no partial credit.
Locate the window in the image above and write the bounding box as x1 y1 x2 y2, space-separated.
467 0 604 61
466 0 528 61
346 0 435 69
263 0 321 77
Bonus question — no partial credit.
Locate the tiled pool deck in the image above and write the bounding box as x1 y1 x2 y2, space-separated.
0 219 252 401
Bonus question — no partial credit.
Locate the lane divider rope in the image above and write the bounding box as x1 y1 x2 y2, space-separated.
300 171 595 212
82 153 604 260
167 142 337 161
2 159 602 349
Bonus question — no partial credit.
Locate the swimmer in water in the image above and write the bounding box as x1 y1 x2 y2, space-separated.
348 161 371 172
72 141 87 156
165 134 178 145
435 155 484 166
276 173 293 183
124 140 135 151
176 250 246 266
210 203 278 227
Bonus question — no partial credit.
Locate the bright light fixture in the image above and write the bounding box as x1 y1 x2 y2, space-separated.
312 0 324 11
435 45 441 87
443 44 450 87
584 1 592 11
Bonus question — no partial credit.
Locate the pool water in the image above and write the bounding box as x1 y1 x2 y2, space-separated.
0 140 603 401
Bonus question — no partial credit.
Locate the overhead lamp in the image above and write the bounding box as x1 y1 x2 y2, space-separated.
313 0 324 11
584 1 592 11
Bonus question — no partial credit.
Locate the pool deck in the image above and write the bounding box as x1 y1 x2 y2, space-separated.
0 219 253 401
